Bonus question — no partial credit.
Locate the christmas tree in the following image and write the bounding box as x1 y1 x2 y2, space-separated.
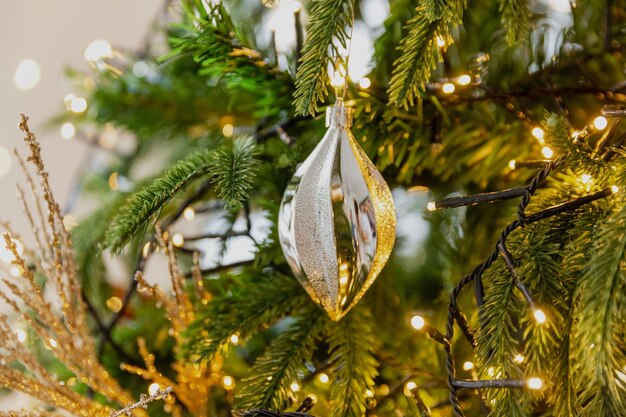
1 0 625 416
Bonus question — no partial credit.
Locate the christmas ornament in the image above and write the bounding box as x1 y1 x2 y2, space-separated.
279 99 396 321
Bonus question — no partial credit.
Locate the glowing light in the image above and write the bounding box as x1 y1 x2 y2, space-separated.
436 36 445 47
404 381 417 396
10 266 22 277
457 74 471 86
527 377 543 390
318 373 330 384
133 61 149 78
69 97 87 113
330 69 346 88
48 338 58 348
142 242 152 258
410 314 425 330
358 77 371 89
541 146 554 159
442 83 455 94
426 201 437 211
611 185 619 194
108 172 119 191
229 334 240 345
579 174 593 186
222 375 235 389
15 329 26 343
184 207 196 221
462 361 474 371
84 40 113 61
13 59 41 91
106 296 123 313
514 354 525 364
60 122 76 140
508 160 516 170
149 383 161 396
290 382 301 392
532 127 544 140
172 233 185 247
222 123 234 138
593 116 608 130
533 309 546 324
365 389 374 398
0 146 12 178
99 124 117 149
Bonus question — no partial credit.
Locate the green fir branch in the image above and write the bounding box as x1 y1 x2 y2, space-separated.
499 0 531 45
388 1 465 108
185 273 311 360
104 139 257 253
236 306 328 411
293 0 355 115
327 307 379 417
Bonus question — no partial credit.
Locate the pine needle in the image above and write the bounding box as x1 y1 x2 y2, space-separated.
499 0 531 45
293 0 354 115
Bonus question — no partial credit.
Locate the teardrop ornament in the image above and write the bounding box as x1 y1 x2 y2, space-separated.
279 100 396 320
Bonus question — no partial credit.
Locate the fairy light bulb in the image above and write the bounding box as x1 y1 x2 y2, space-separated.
148 383 161 396
514 354 525 364
13 59 41 91
533 309 546 324
410 314 425 330
84 40 113 62
229 334 240 345
15 329 26 343
593 116 608 130
541 146 554 159
457 74 471 85
462 361 474 371
222 375 235 389
508 160 516 170
404 381 417 396
527 377 543 390
426 202 437 211
290 382 301 392
358 77 371 89
318 373 329 384
222 123 234 137
611 185 619 194
442 83 455 94
531 127 544 140
436 36 445 47
172 233 184 247
183 207 195 221
60 122 76 140
69 97 87 113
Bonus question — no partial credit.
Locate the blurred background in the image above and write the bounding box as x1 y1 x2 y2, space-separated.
0 1 163 232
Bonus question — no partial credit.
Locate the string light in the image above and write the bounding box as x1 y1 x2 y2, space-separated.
108 172 119 191
514 354 525 364
426 201 437 211
527 377 543 390
84 40 113 62
365 389 374 398
611 185 619 194
0 146 11 178
457 74 471 86
436 36 445 47
13 59 41 91
579 173 592 184
222 375 235 389
533 309 546 324
60 122 76 140
99 124 118 149
404 381 417 396
15 329 26 343
541 146 554 159
442 83 455 94
290 382 301 392
593 116 608 130
172 233 185 247
148 383 161 396
10 266 22 277
69 97 88 113
222 123 234 138
531 127 545 140
462 361 474 371
508 160 516 170
358 77 371 89
229 334 239 345
183 207 195 221
106 297 123 313
410 314 425 330
48 338 58 349
317 373 329 384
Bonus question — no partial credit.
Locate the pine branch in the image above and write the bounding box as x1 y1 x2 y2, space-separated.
104 139 257 253
388 2 465 108
210 137 257 209
570 201 626 416
499 0 531 45
327 307 379 417
293 0 354 115
236 307 328 411
185 273 311 360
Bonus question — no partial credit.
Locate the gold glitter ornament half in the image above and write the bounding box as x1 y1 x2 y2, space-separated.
279 100 396 320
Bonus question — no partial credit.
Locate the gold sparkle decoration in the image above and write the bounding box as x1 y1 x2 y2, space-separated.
278 101 396 321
